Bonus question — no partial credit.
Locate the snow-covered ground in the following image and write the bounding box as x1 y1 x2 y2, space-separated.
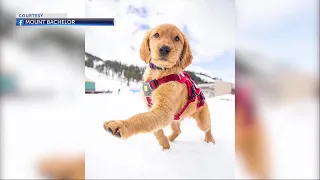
1 98 86 179
2 92 318 179
1 93 235 179
2 92 235 179
259 98 319 179
85 93 235 179
85 67 140 92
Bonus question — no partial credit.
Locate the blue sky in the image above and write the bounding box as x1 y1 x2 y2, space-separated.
192 51 235 83
237 0 318 74
194 0 317 82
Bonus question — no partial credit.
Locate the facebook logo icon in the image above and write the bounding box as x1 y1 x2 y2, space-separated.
16 18 24 26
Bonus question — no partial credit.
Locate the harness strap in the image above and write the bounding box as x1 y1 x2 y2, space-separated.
146 96 152 107
174 98 196 120
148 74 182 90
146 72 205 120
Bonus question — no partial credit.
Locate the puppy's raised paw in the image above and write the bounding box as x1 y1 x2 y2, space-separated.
103 120 133 139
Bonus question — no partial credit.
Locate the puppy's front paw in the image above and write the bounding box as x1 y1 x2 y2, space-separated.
162 143 170 150
103 120 133 139
204 134 215 144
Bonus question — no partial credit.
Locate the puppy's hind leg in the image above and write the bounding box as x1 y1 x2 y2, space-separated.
168 121 181 142
153 129 170 150
192 103 215 144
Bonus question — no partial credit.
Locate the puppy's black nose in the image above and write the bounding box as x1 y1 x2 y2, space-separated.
159 45 171 56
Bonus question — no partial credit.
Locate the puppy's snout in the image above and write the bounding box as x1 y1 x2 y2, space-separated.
159 45 171 56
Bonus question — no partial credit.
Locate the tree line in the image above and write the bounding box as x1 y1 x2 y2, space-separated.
85 52 217 86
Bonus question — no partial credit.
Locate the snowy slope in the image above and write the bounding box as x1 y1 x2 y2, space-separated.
85 67 140 92
195 73 215 83
85 94 235 179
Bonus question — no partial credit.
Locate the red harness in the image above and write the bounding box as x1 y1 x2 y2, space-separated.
145 71 205 120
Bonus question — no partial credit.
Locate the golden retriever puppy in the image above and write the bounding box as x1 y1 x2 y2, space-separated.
103 24 215 149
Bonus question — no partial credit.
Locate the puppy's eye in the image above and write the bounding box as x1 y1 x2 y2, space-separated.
154 33 159 38
175 36 180 41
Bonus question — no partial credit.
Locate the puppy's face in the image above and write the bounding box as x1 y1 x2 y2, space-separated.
140 24 193 69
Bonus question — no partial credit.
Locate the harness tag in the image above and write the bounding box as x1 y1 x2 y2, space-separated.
142 82 152 97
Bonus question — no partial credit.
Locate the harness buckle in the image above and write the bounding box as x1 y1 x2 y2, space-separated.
149 79 159 90
176 73 181 80
188 85 197 100
198 91 205 106
200 91 205 99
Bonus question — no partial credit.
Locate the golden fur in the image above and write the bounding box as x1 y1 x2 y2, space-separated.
236 104 270 179
103 24 215 149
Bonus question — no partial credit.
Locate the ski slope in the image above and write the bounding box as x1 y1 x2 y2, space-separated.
85 94 235 179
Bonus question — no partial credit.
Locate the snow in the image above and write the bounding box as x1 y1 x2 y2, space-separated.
1 99 86 179
195 73 215 83
2 91 318 179
215 94 235 101
85 94 235 179
85 67 140 92
259 98 319 179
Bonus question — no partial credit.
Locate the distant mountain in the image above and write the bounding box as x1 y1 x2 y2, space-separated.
85 52 217 86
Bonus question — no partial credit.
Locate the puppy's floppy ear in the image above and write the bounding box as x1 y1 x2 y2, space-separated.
180 33 193 69
140 30 152 64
